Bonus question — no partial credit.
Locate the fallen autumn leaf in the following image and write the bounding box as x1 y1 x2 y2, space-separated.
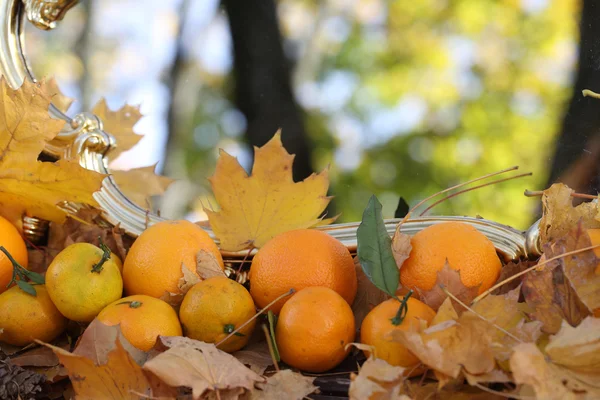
143 336 264 399
205 130 333 251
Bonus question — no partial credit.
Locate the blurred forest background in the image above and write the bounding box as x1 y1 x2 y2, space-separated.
25 0 595 230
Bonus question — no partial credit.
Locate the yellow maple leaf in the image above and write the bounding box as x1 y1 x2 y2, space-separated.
0 78 106 224
205 131 333 251
111 164 175 209
92 98 143 160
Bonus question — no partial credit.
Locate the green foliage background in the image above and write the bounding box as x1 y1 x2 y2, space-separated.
26 0 581 231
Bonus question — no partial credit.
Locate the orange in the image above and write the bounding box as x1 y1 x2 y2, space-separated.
0 215 28 294
122 220 224 302
46 243 123 322
276 286 355 373
586 228 600 275
249 229 357 314
400 222 502 296
0 285 67 346
179 276 256 353
360 298 435 376
97 294 182 351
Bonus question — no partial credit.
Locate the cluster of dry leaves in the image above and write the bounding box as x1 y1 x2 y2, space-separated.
349 183 600 400
0 77 172 233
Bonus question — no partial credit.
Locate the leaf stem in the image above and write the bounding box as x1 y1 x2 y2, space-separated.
215 288 295 348
262 324 280 372
419 173 532 216
391 290 413 326
440 285 523 343
116 300 143 308
0 246 45 296
91 238 112 273
471 243 600 304
524 189 597 200
582 89 600 99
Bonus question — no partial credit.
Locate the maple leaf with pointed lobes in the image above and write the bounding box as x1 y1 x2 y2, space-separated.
92 98 143 160
205 131 334 251
0 78 106 224
539 183 600 246
40 338 176 400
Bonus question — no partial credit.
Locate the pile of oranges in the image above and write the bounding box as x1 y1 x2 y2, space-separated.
0 213 520 374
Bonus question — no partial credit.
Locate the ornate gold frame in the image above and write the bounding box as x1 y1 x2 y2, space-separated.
0 0 542 261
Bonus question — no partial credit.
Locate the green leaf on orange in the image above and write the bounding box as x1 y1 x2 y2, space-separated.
356 195 399 297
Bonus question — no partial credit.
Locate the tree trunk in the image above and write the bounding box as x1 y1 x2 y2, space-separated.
546 0 600 196
222 0 313 182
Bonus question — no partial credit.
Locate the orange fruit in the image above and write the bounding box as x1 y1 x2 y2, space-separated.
0 285 67 346
249 229 357 314
180 276 256 353
400 222 502 296
46 243 123 322
97 294 182 351
586 228 600 275
122 220 224 302
0 215 28 294
276 286 355 373
360 298 435 376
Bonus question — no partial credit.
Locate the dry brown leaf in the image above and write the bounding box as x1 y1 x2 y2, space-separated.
250 370 317 400
522 254 589 334
46 77 74 113
42 209 133 271
111 164 174 209
391 226 412 268
143 336 264 399
92 98 143 160
0 78 106 223
348 357 406 400
392 313 496 380
205 131 333 251
232 340 273 375
492 260 536 295
403 381 506 399
470 288 521 337
553 224 600 313
352 256 391 327
418 261 480 310
546 317 600 376
197 249 227 280
41 339 170 400
539 183 600 246
9 343 62 367
470 289 542 362
431 298 458 325
177 262 201 295
510 342 592 400
72 319 147 366
463 369 513 386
